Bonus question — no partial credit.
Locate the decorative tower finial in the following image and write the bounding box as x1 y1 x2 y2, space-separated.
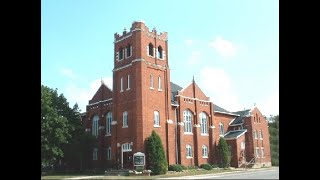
192 75 195 83
101 78 105 85
254 103 256 106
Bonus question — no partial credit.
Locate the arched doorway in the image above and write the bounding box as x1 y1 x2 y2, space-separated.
121 143 133 169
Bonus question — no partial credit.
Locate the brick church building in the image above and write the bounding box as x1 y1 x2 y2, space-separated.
81 21 271 169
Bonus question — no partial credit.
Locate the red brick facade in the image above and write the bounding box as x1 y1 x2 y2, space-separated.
81 21 271 170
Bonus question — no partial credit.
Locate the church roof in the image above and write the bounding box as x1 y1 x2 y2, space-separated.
223 129 247 140
229 116 246 126
232 109 251 117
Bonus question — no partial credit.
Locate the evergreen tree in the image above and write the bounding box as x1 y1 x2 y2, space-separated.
268 115 279 166
218 137 231 168
146 130 168 175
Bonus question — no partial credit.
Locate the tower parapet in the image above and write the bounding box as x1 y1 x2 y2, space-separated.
114 21 168 43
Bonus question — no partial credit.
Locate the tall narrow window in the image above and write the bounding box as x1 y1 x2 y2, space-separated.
255 147 260 158
123 111 128 127
150 74 154 89
154 111 160 127
126 44 132 58
241 141 245 149
184 110 192 133
202 145 208 158
200 112 208 134
186 144 192 157
106 112 112 135
107 147 111 160
219 123 224 136
119 47 124 60
92 115 99 137
120 77 123 92
93 148 98 160
260 130 263 139
158 76 162 90
157 46 163 59
127 75 130 90
261 147 265 158
148 43 154 56
254 130 258 139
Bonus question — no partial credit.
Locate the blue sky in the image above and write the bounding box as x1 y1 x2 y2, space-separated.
41 0 279 117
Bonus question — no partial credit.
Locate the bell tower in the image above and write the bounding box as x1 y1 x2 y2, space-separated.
111 21 173 168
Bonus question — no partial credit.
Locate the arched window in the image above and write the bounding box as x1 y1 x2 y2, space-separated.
106 112 112 135
122 143 132 152
186 144 192 157
200 112 208 134
150 74 154 89
158 76 162 90
154 111 160 127
123 111 128 127
92 115 99 137
126 44 132 58
148 43 154 56
202 145 208 157
107 147 111 160
184 110 192 133
119 47 124 60
219 122 224 136
157 46 163 59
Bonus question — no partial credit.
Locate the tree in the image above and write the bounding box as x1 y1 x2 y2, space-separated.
146 130 168 175
41 85 96 171
41 85 70 167
218 137 231 168
268 115 279 166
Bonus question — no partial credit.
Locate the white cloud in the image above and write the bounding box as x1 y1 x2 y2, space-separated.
187 51 201 65
64 77 113 112
184 39 193 47
60 67 77 79
198 67 243 112
258 90 279 117
209 36 237 57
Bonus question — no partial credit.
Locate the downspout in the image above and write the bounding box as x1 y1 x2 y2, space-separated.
174 105 179 164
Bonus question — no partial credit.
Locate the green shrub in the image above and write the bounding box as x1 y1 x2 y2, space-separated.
168 164 183 172
200 164 212 170
181 165 187 170
211 164 219 168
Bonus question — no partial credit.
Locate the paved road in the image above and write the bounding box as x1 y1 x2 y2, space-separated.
161 167 279 179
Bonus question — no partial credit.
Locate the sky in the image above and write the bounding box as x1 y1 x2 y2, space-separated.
41 0 279 117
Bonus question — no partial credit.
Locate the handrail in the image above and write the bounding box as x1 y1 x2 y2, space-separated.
244 157 255 170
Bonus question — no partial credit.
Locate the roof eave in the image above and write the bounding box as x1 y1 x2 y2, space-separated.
214 111 240 116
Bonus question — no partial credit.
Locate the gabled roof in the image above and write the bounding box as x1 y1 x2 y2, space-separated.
232 109 251 117
223 129 247 140
213 104 239 116
171 82 183 93
229 116 245 126
214 104 229 113
171 82 183 104
89 83 113 104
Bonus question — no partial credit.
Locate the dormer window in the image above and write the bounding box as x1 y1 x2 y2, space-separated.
157 46 163 59
148 43 154 56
